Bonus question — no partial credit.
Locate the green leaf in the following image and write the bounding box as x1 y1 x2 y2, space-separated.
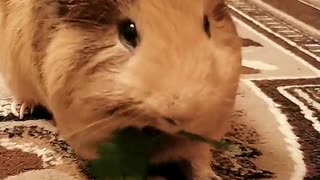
177 131 234 150
89 127 167 180
89 128 233 180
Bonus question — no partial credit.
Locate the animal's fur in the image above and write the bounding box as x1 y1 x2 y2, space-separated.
0 0 241 179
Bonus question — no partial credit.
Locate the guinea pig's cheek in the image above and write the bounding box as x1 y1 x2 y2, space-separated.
116 56 147 89
212 51 240 82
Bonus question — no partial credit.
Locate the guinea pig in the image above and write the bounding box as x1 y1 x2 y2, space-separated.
0 0 241 179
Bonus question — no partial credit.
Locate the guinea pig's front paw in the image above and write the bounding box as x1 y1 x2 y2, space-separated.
10 99 35 119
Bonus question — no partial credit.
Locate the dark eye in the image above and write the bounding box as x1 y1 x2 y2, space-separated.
118 19 139 48
203 16 211 38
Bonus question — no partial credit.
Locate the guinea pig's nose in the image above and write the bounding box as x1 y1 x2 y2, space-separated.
162 117 179 126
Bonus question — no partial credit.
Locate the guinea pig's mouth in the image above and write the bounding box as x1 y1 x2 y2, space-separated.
107 105 181 133
141 126 192 180
119 126 193 180
147 159 193 180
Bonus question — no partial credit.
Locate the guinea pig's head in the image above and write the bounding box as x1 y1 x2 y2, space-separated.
44 0 241 159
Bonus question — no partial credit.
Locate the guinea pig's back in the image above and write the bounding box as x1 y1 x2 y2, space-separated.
0 0 48 106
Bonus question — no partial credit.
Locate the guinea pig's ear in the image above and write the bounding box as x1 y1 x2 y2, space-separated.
204 0 229 27
212 2 228 22
57 0 123 25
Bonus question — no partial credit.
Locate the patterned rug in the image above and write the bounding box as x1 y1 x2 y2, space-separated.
0 13 319 180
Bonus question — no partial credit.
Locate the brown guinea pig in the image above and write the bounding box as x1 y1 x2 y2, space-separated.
0 0 241 179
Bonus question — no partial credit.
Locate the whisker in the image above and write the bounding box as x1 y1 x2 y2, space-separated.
41 17 104 27
63 19 101 26
88 108 145 142
65 101 141 141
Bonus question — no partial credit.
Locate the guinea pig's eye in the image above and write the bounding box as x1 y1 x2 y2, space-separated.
203 16 211 38
118 19 139 48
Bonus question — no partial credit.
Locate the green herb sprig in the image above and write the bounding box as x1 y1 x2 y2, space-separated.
89 128 233 180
